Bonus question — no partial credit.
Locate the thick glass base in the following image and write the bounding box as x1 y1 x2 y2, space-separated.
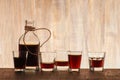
68 68 80 72
90 67 104 72
41 68 55 72
56 66 69 71
14 69 25 72
25 66 39 72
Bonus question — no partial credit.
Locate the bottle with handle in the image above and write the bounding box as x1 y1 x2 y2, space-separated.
18 20 51 71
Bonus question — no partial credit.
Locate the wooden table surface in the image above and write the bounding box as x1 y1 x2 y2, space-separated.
0 68 120 80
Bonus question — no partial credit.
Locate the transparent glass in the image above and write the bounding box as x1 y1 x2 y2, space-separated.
68 51 82 72
40 52 56 71
18 20 51 72
55 51 68 71
19 21 40 71
13 51 27 72
88 52 105 71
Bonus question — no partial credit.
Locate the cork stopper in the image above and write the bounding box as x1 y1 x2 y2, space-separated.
25 20 35 31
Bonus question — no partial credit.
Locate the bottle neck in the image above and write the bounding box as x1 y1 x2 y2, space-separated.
19 29 40 45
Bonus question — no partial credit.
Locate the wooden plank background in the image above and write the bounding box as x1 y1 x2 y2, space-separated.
0 0 120 68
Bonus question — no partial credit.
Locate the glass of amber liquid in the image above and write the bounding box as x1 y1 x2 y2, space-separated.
40 52 56 71
55 51 69 71
88 52 105 71
68 51 82 72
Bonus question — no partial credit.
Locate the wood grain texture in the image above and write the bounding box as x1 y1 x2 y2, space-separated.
0 69 120 80
0 0 120 68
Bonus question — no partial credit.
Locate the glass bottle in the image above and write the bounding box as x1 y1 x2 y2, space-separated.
19 20 40 71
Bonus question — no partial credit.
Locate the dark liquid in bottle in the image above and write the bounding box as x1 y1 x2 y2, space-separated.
89 57 104 67
41 63 54 69
19 44 39 67
68 55 82 69
14 57 26 69
55 61 68 66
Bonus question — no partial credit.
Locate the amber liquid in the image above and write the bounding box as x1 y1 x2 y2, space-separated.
89 57 104 67
68 55 82 69
55 61 68 66
19 44 39 67
14 57 26 69
41 63 54 69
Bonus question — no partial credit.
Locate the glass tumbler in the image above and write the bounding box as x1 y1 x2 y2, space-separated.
40 52 56 71
55 51 68 71
88 52 105 71
68 51 82 72
13 51 27 72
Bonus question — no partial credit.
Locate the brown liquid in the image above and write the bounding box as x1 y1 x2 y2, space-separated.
19 44 39 67
14 57 26 69
89 58 104 67
55 61 68 66
41 63 54 69
68 55 82 69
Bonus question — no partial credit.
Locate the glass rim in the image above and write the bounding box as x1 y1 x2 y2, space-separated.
68 51 82 55
40 51 56 53
12 50 28 53
68 51 82 53
88 52 105 58
12 50 27 52
88 52 106 53
55 50 67 53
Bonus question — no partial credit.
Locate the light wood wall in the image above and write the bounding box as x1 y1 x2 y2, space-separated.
0 0 120 68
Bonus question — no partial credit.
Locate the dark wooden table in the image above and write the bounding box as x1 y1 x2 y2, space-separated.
0 68 120 80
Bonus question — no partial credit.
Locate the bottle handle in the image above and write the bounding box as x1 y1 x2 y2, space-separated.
35 28 51 47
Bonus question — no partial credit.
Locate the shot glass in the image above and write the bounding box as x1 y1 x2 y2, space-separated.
55 51 69 71
13 51 27 72
40 52 56 71
68 51 82 72
88 52 105 71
